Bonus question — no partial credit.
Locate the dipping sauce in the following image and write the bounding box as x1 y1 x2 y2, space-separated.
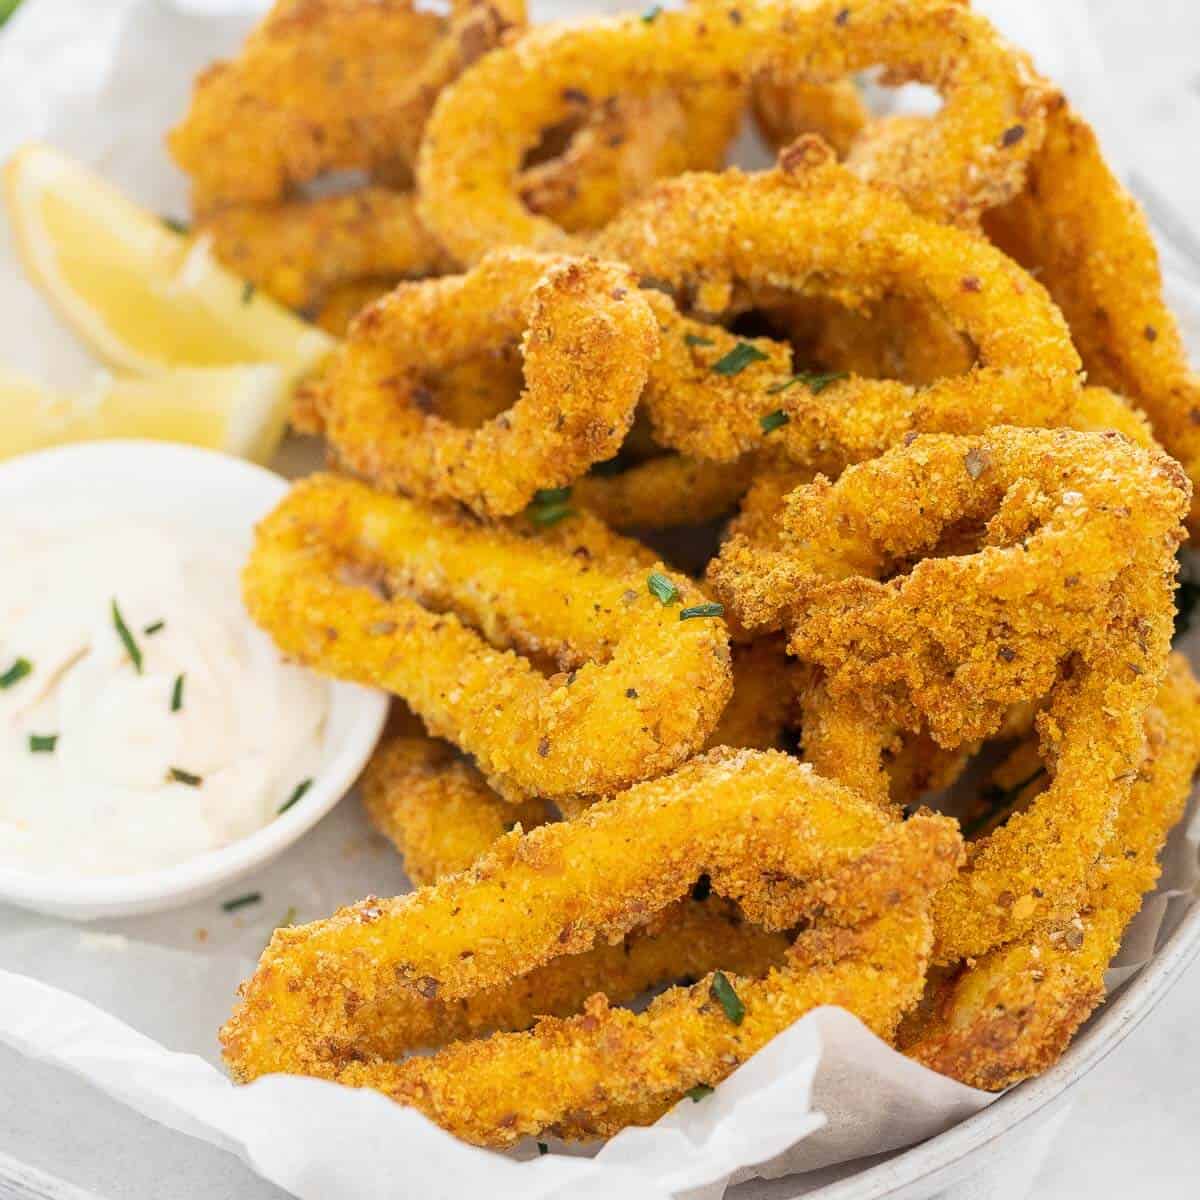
0 522 328 876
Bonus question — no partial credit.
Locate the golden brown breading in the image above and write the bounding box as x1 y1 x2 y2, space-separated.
417 0 1048 261
751 74 869 158
223 749 962 1144
170 0 523 212
311 250 657 517
903 654 1200 1088
244 474 731 803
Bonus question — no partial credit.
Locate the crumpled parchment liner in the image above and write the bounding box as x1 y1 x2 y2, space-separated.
0 1 1197 1198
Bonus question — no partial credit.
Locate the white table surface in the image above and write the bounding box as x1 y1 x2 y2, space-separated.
3 1 1200 1197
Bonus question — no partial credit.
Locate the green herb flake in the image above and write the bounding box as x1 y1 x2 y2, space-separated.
241 280 257 304
766 369 848 396
29 733 58 754
111 599 143 674
537 1142 550 1156
0 0 23 27
710 970 745 1025
170 674 185 713
167 766 203 787
712 342 769 376
684 332 715 348
528 499 574 527
533 486 572 505
686 1084 714 1102
0 657 32 689
162 215 190 235
222 891 262 913
641 3 662 21
680 602 725 621
143 620 165 636
647 571 680 605
760 410 789 434
279 905 298 927
278 777 314 815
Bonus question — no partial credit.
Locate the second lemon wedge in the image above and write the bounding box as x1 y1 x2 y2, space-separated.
4 143 334 379
0 364 293 464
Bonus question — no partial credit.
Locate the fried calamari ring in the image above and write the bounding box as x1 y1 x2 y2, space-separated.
573 453 758 531
223 748 962 1143
983 95 1200 530
598 144 1083 468
199 188 451 312
246 474 731 803
711 427 1188 745
169 0 524 212
903 653 1200 1088
751 73 869 158
313 250 656 517
416 0 1048 261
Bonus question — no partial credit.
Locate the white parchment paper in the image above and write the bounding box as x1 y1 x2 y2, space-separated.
0 2 1198 1198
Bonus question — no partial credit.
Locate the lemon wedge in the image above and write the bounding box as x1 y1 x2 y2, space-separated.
3 143 334 378
0 364 293 464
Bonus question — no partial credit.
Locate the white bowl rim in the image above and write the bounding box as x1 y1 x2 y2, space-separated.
0 439 388 913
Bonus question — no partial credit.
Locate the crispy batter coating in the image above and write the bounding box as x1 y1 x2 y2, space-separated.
903 654 1200 1087
711 428 1188 958
311 250 656 517
751 74 868 158
245 474 731 802
574 453 757 530
416 0 1048 261
983 95 1200 530
169 0 523 212
199 188 451 312
605 148 1080 468
312 279 396 338
223 749 962 1143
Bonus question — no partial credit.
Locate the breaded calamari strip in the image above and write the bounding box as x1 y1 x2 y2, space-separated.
170 0 523 212
199 188 451 312
573 453 758 531
983 96 1200 530
904 654 1200 1087
313 250 657 517
245 474 730 803
750 73 869 158
417 0 1048 261
597 143 1083 468
335 809 962 1145
710 428 1188 745
223 750 961 1139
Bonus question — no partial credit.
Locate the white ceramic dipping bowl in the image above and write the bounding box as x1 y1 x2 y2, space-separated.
0 440 388 920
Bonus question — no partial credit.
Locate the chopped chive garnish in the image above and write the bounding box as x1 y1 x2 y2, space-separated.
222 891 262 913
0 657 32 689
111 599 143 673
680 602 724 621
641 3 662 21
647 571 680 605
28 733 57 753
684 332 715 347
533 486 572 505
167 766 203 787
686 1084 714 1102
143 620 165 636
170 674 185 713
279 905 298 927
710 971 745 1025
241 280 256 304
712 342 769 376
537 1142 549 1156
162 215 189 235
278 777 313 814
760 410 789 433
528 500 574 527
766 369 848 395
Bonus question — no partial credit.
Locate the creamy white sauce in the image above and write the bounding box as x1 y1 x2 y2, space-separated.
0 522 329 877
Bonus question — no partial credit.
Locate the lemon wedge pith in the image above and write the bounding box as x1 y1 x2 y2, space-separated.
3 143 333 377
0 364 292 464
